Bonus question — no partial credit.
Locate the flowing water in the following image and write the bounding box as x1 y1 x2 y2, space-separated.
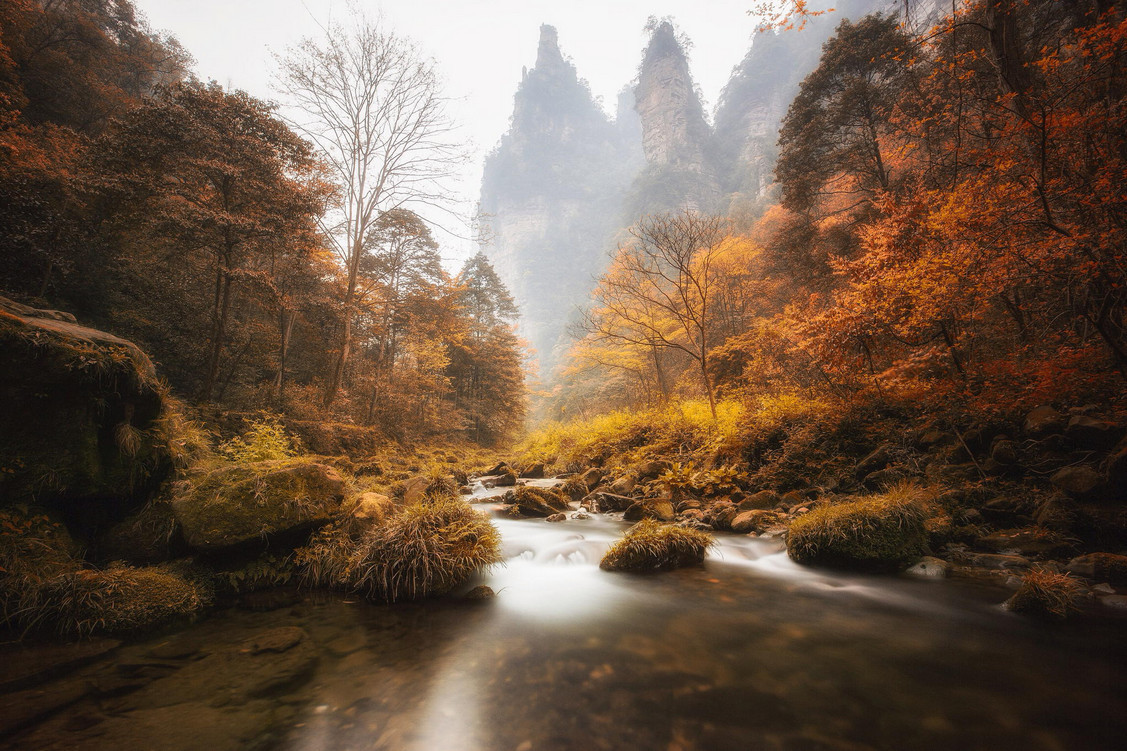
13 482 1126 751
268 481 1127 751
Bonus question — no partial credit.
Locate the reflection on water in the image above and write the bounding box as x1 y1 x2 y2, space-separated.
271 484 1127 750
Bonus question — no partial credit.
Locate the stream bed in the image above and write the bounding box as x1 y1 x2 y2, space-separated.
6 481 1127 751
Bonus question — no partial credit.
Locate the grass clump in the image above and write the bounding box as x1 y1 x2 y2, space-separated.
1005 569 1084 619
219 413 302 463
600 519 715 572
786 484 929 572
299 496 501 602
1 508 209 636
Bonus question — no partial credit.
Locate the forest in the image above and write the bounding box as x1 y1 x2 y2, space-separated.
1 1 1126 750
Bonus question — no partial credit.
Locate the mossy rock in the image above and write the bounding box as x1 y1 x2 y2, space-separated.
0 298 171 526
786 487 929 572
173 460 346 556
600 519 714 572
502 486 569 517
96 501 184 564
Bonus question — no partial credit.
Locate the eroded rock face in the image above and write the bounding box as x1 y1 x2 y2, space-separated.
173 461 345 556
0 296 171 522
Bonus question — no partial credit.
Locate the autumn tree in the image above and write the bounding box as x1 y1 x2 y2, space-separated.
276 16 461 410
92 82 329 402
582 212 730 418
448 253 526 444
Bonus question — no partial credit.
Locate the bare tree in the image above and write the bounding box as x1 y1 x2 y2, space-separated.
276 16 461 409
582 211 729 418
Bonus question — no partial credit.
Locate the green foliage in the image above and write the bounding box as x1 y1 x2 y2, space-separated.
215 554 295 594
786 484 930 572
219 414 302 463
600 519 714 572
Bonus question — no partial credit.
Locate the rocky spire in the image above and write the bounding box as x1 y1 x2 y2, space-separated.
634 21 712 169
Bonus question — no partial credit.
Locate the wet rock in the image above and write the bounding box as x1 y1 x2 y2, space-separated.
1065 553 1127 584
0 638 120 693
519 462 546 479
588 492 634 512
1024 405 1065 436
679 508 705 523
786 495 927 572
545 513 567 522
464 585 496 600
570 509 591 520
123 626 317 710
1049 465 1102 499
905 556 949 579
730 510 780 534
0 675 93 736
609 475 636 496
676 499 702 512
580 467 606 488
623 500 675 522
975 528 1074 558
173 461 345 556
954 552 1032 571
738 490 780 511
711 506 740 531
503 486 570 517
1100 595 1127 611
1066 415 1120 450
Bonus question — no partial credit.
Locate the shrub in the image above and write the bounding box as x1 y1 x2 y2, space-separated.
600 519 715 572
219 413 302 463
786 484 929 572
1005 569 1084 619
299 497 501 602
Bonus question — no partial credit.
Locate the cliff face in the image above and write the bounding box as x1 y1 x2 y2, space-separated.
480 25 640 376
626 22 720 215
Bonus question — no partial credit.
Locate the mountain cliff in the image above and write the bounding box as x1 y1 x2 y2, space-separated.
479 25 640 375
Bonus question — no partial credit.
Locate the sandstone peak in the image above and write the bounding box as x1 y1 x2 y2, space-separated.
536 24 562 67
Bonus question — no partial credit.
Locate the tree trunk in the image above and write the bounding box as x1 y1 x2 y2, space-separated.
277 308 296 404
201 264 233 403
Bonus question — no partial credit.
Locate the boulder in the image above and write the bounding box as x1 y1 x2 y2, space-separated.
1049 465 1103 499
600 519 714 572
738 490 780 511
545 513 566 522
502 486 569 517
905 556 949 579
975 528 1074 558
580 467 606 488
730 510 781 534
518 462 546 479
587 492 634 512
0 297 171 520
609 475 636 496
173 461 346 555
1024 405 1065 436
623 500 675 522
1065 553 1127 584
786 492 928 572
1066 415 1121 450
636 458 672 480
990 439 1018 465
710 506 740 531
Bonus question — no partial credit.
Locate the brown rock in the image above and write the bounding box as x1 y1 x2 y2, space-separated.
1050 465 1103 499
1065 552 1127 584
1024 405 1065 436
1066 415 1121 450
730 510 780 534
738 490 780 511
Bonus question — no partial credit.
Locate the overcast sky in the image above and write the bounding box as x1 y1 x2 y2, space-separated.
136 0 773 262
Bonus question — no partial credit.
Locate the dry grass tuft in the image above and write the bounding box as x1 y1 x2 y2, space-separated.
1006 569 1084 619
786 483 930 572
299 496 501 602
600 519 715 572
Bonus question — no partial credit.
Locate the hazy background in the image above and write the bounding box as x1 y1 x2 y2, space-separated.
137 0 770 263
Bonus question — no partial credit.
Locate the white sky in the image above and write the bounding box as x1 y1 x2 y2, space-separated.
136 0 770 263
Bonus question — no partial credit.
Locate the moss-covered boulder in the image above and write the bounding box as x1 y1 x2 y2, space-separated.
173 461 346 556
786 487 929 572
0 297 171 523
600 519 714 572
502 486 570 517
